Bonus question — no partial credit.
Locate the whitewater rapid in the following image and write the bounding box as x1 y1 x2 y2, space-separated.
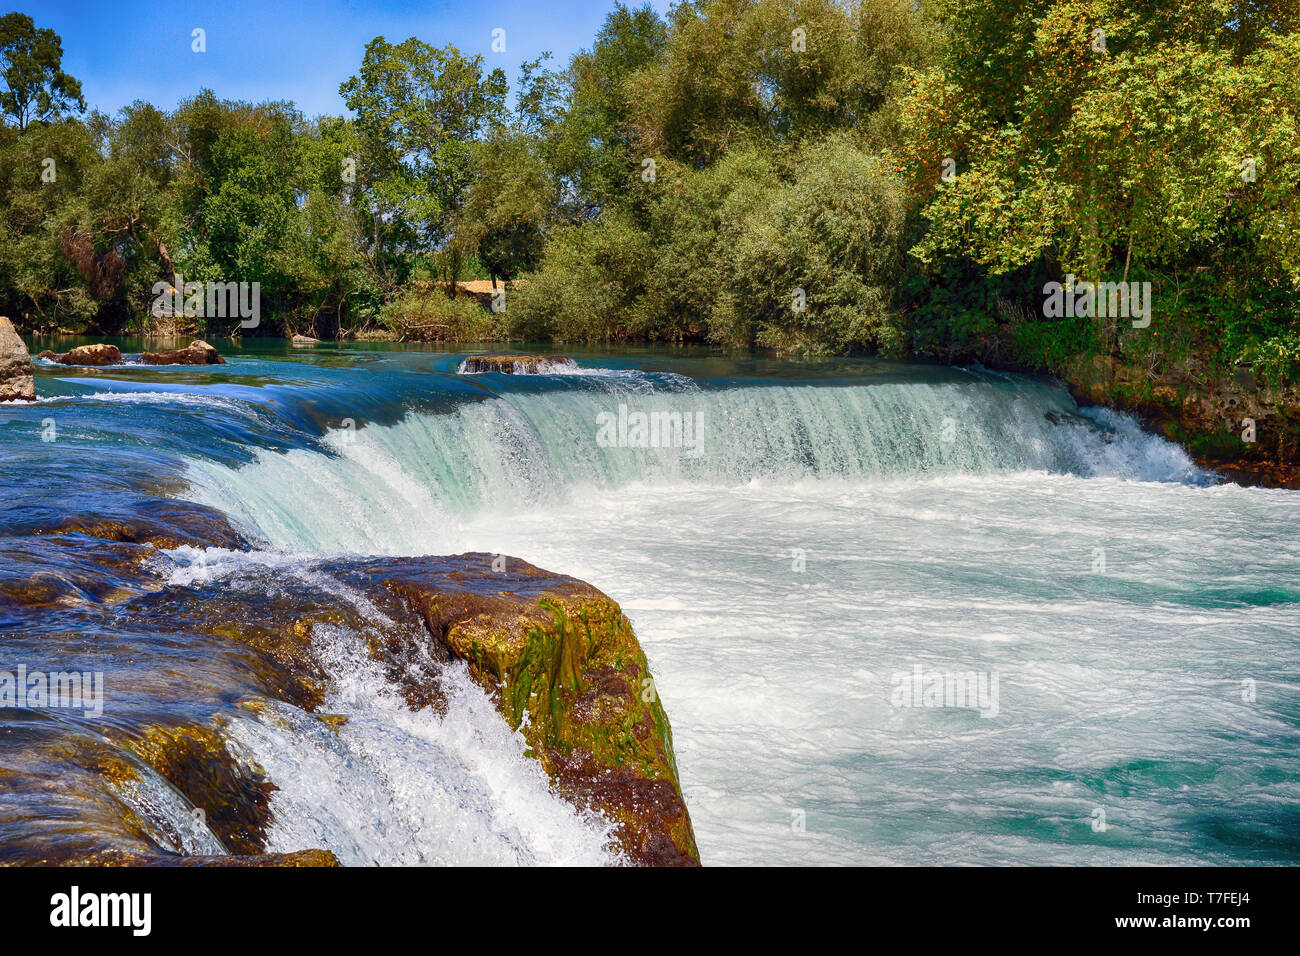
156 546 625 865
176 369 1300 865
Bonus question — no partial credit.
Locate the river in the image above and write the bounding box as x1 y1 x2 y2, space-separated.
3 341 1297 865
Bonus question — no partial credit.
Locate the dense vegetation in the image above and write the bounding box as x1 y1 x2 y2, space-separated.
1 2 1297 385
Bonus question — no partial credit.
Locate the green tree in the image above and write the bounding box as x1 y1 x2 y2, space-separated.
340 38 508 246
0 13 84 131
899 0 1300 369
737 133 909 355
508 210 663 342
457 132 557 287
0 119 100 327
547 3 668 215
627 0 936 167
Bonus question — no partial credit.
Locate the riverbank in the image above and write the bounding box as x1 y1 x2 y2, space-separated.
1055 354 1300 491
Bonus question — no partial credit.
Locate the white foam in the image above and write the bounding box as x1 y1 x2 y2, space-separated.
156 551 625 865
170 378 1298 867
445 474 1300 865
223 623 624 866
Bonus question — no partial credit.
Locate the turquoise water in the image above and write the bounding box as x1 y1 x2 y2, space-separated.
3 341 1298 864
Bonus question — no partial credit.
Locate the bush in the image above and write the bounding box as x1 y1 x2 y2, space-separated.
733 133 908 356
1246 332 1300 388
379 282 500 342
505 210 666 343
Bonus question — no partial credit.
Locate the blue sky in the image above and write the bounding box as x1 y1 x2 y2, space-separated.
13 0 671 119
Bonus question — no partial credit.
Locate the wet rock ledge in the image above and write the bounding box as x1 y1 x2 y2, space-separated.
375 555 699 865
0 508 699 867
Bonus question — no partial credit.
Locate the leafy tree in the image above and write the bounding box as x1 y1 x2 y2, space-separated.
508 210 663 342
0 13 84 131
457 132 557 287
514 54 566 137
340 38 507 246
736 133 909 355
0 119 101 326
644 146 775 346
627 0 936 166
900 0 1300 369
547 3 668 214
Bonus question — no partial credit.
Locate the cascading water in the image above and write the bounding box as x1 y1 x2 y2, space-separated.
8 346 1297 866
184 375 1207 555
154 545 627 866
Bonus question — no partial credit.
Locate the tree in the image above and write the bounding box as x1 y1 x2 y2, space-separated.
508 210 663 343
0 119 101 327
898 0 1300 370
514 54 565 137
904 0 1300 282
735 133 909 355
0 13 84 131
547 3 669 215
458 132 557 287
625 0 936 167
340 38 507 246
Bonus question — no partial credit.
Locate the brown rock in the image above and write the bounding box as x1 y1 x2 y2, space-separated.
0 316 35 401
140 339 225 365
459 353 576 374
51 848 341 867
371 555 700 865
0 534 698 867
56 343 122 366
37 350 56 361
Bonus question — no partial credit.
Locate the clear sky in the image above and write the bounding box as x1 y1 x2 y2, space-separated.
13 0 671 119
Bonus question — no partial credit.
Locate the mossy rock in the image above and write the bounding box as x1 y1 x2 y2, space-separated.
122 723 275 855
371 556 700 865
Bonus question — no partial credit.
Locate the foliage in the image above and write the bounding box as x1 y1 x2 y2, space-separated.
339 38 508 245
0 13 84 130
379 281 500 342
897 0 1300 376
0 0 1295 380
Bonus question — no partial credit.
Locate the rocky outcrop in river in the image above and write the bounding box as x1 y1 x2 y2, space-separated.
55 343 122 366
0 506 698 866
140 340 225 365
0 317 34 402
459 353 577 374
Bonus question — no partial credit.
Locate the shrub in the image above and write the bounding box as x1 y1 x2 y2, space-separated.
379 282 499 342
505 210 666 343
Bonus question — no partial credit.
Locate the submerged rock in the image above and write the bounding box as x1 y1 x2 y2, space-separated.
459 353 576 374
56 343 122 366
140 339 225 365
0 316 35 401
123 723 278 855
